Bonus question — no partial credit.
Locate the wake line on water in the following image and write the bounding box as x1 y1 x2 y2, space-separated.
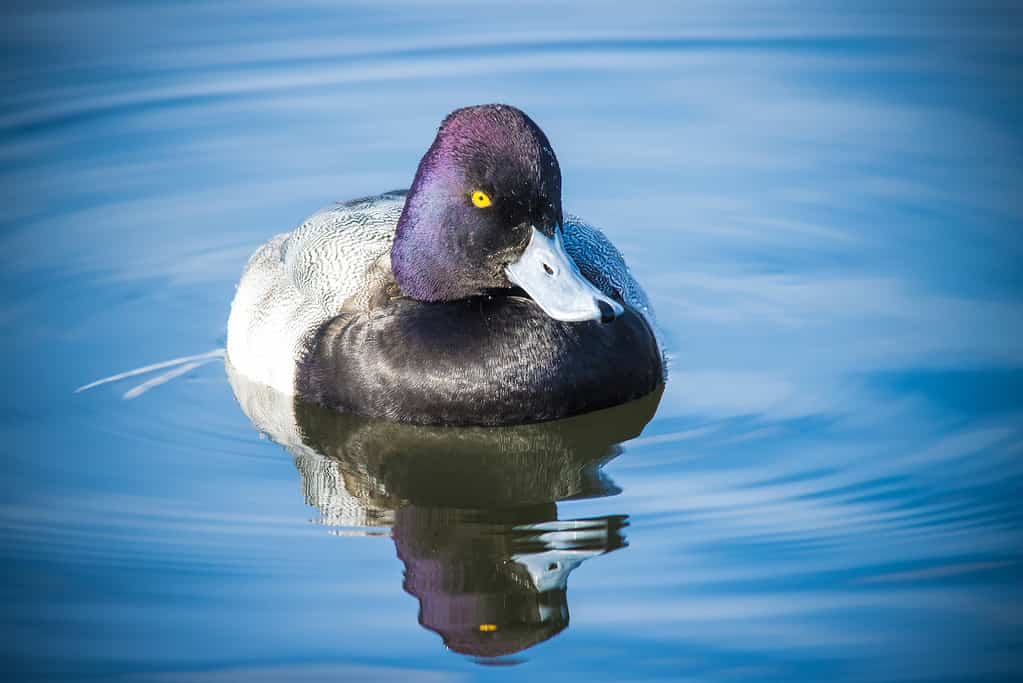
74 348 225 399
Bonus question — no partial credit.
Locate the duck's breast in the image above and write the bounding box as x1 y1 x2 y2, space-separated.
295 295 663 426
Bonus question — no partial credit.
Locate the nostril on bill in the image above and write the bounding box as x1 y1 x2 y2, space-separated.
597 300 616 324
542 263 554 276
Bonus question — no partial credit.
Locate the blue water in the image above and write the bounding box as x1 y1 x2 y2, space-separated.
3 2 1022 681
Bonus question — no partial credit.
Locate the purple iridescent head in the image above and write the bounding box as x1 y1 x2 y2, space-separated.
391 104 622 323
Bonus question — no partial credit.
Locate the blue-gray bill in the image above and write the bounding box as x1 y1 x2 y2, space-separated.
505 226 624 324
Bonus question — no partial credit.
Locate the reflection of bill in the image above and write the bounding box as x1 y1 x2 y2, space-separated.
227 362 661 659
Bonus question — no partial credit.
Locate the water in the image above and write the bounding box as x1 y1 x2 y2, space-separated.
3 2 1022 681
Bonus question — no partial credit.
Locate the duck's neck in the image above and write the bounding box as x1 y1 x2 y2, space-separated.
390 209 453 302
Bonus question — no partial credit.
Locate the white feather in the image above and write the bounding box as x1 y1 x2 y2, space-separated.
226 192 404 393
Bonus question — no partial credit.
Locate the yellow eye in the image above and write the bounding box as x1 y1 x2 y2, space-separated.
471 190 492 208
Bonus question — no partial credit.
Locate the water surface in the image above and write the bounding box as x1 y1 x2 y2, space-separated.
2 2 1022 681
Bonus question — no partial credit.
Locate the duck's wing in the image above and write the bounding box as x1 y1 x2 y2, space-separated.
282 190 407 315
563 216 655 323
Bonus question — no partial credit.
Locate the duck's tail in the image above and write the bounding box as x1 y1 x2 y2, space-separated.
74 348 225 399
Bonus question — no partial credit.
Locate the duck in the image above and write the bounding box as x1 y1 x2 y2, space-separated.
226 104 663 426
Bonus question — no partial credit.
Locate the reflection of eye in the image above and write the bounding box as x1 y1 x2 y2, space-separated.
471 190 492 208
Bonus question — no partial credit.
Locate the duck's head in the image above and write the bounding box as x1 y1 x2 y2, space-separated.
391 104 623 323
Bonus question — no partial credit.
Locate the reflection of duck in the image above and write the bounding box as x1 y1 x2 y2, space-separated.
226 104 662 425
228 364 660 659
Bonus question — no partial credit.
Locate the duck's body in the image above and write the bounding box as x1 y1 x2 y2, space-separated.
226 105 663 425
226 191 407 395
